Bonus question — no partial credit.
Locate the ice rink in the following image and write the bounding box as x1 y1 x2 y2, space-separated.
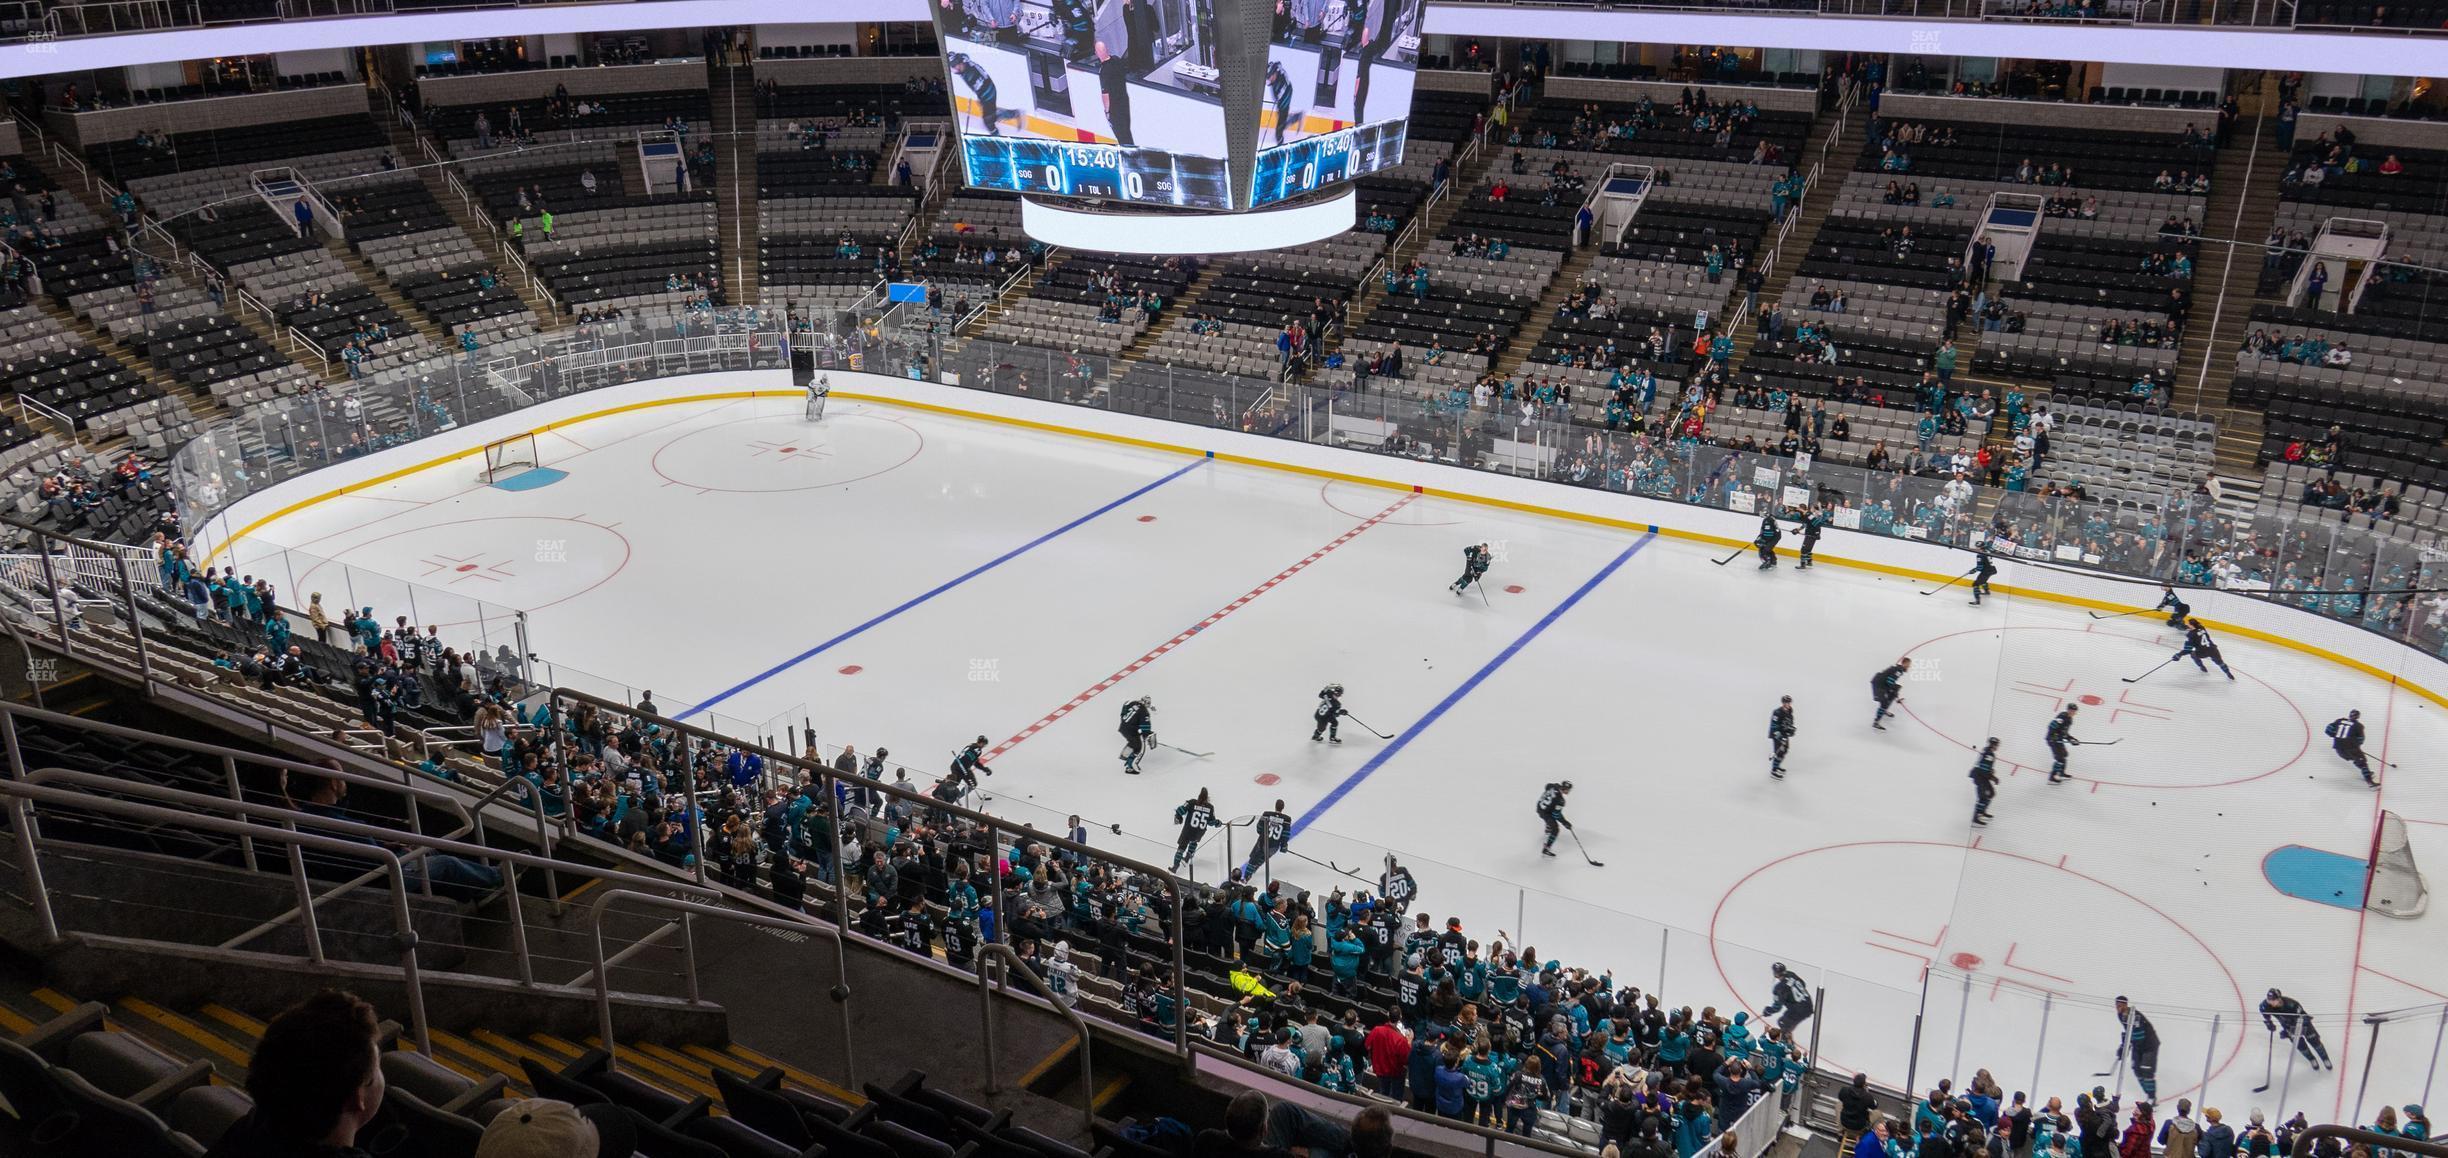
218 393 2448 1116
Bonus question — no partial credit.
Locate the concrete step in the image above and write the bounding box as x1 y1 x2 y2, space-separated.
381 119 559 330
708 60 761 305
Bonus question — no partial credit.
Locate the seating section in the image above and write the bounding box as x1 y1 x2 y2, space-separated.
521 196 722 313
1145 234 1383 379
2023 395 2220 505
338 174 538 342
88 114 387 186
977 252 1194 356
420 86 712 151
1860 116 2220 194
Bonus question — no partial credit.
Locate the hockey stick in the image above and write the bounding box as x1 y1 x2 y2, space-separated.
1474 576 1490 606
1710 546 1748 566
2073 738 2122 746
1565 825 1605 867
1158 740 1215 758
1340 712 1397 740
1921 573 1968 596
2087 608 2151 620
2121 658 2176 684
2252 1028 2276 1093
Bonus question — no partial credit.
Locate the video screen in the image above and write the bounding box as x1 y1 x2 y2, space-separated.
934 0 1234 209
1248 0 1423 206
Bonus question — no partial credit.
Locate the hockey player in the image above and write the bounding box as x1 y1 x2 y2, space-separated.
949 735 991 793
2046 703 2081 783
1871 657 1912 730
1171 787 1216 872
1969 738 2000 826
2156 583 2191 628
2113 996 2161 1100
1794 505 1829 569
1312 682 1346 742
1754 512 1783 570
1968 549 1998 605
1764 963 1815 1036
1535 780 1573 856
807 373 831 420
1379 857 1418 914
1768 696 1796 778
1245 798 1293 878
2325 709 2378 786
1451 543 1492 595
2259 988 2335 1070
2174 618 2234 679
1119 695 1155 774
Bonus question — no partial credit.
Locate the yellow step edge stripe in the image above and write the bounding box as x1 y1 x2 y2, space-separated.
119 997 253 1069
397 1038 494 1087
528 1033 587 1059
635 1040 721 1081
427 1028 527 1084
0 1002 37 1036
198 1004 266 1040
582 1037 723 1101
1013 1038 1078 1090
472 1028 566 1068
680 1044 766 1080
29 988 78 1015
721 1043 865 1106
1091 1072 1132 1113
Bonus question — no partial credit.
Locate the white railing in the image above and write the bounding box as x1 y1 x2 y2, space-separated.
285 324 329 369
14 395 86 447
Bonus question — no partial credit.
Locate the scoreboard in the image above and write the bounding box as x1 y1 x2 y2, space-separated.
962 138 1231 211
1249 121 1406 208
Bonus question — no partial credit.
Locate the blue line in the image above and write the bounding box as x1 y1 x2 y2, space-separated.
680 458 1207 720
1289 532 1657 840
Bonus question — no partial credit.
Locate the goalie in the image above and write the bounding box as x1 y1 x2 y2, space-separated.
807 374 831 420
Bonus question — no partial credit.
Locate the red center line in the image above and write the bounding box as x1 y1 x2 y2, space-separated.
987 494 1420 762
2334 676 2400 1118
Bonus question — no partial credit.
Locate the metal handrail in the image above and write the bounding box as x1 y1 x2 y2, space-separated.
974 943 1092 1136
2290 1127 2448 1158
0 776 427 1051
583 888 855 1091
1183 1040 1593 1157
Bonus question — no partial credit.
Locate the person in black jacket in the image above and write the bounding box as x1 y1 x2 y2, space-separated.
1839 1072 1879 1140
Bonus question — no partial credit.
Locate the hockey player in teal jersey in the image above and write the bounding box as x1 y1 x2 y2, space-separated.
1754 512 1783 570
1968 549 1999 605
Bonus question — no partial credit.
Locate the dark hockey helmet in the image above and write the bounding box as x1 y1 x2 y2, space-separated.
1559 780 1574 791
1323 682 1344 696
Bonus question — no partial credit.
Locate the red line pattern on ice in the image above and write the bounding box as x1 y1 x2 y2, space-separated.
987 494 1419 761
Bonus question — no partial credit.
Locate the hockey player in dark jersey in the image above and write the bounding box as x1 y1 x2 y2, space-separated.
1764 963 1815 1035
1244 798 1293 878
1768 695 1796 778
1171 787 1216 872
1312 682 1346 742
945 53 1005 136
2259 988 2335 1069
1379 857 1417 914
2326 709 2377 785
1754 512 1783 570
1118 695 1154 774
949 735 991 793
1870 658 1912 730
1794 505 1829 569
1451 544 1492 595
2174 618 2234 679
1969 737 2000 826
2155 583 2191 628
1535 780 1573 856
2046 703 2082 783
1264 60 1296 147
1968 549 1998 605
2113 996 2162 1099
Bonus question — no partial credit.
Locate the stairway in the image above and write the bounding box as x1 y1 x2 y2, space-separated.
1491 242 1607 379
1730 95 1868 368
379 115 560 329
1331 139 1502 358
327 239 445 348
2185 84 2281 472
1119 261 1223 362
708 59 761 305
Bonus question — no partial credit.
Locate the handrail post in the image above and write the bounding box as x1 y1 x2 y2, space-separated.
110 551 149 673
282 818 327 964
4 713 58 943
224 753 259 871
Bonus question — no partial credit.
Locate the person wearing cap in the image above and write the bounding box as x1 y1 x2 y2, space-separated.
476 1098 635 1158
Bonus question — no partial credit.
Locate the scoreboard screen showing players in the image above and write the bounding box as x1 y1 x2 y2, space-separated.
1248 0 1424 207
932 0 1235 209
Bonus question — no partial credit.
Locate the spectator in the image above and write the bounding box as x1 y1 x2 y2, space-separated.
474 1098 635 1158
205 990 386 1157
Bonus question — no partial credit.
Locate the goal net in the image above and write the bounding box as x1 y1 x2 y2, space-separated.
479 433 540 483
2367 810 2430 919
